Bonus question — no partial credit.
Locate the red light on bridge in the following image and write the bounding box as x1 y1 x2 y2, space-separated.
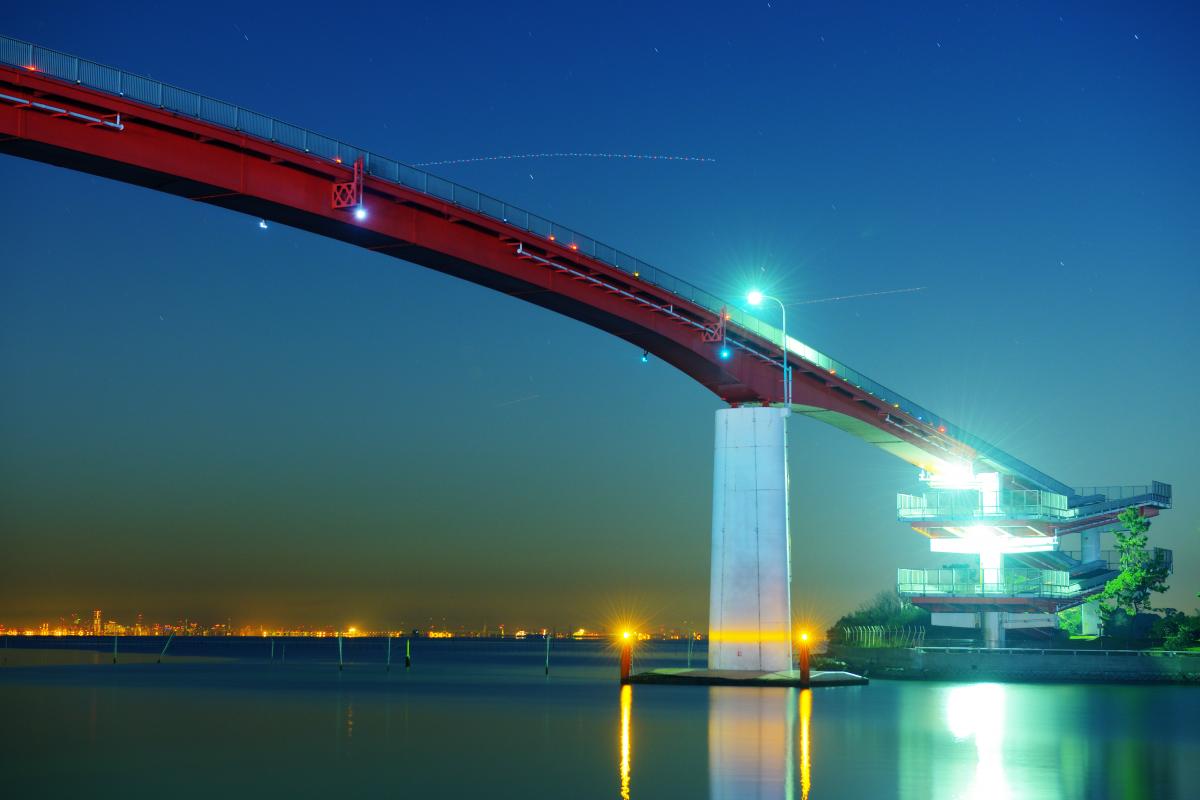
829 369 837 376
24 65 37 71
334 156 342 164
548 234 556 241
569 243 578 251
938 425 947 433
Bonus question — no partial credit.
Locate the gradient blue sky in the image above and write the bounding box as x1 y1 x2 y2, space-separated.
2 1 1197 630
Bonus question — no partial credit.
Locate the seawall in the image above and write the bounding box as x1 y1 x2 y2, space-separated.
828 645 1200 684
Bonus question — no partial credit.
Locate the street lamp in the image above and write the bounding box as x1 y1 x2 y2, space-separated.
747 289 792 406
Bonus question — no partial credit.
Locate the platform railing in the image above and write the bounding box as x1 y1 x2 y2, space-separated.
897 489 1073 521
897 567 1082 599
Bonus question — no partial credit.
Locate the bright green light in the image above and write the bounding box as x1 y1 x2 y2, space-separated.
747 289 764 306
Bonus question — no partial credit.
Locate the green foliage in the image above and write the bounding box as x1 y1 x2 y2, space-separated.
1151 610 1200 651
1099 508 1171 616
828 589 929 639
1057 606 1082 635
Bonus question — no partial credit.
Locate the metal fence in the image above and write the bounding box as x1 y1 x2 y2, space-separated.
838 625 926 648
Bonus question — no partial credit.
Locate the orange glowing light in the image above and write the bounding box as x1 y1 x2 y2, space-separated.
570 243 578 250
829 369 837 375
938 425 947 433
800 632 809 642
622 630 632 640
548 234 556 241
24 64 37 71
334 156 342 163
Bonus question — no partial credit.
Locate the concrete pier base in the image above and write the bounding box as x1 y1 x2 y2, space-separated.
982 611 1006 649
708 406 792 672
626 668 867 688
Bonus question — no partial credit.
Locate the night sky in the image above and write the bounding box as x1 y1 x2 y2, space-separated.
2 2 1197 631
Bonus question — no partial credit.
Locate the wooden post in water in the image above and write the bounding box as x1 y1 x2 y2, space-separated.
619 632 632 683
798 633 811 688
157 632 174 664
338 633 344 671
112 634 118 664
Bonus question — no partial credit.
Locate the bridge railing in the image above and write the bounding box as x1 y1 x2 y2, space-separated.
0 34 1063 467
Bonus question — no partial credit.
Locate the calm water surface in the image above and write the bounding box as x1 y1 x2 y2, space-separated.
1 638 1196 798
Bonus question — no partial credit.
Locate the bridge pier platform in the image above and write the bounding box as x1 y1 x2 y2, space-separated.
708 406 793 672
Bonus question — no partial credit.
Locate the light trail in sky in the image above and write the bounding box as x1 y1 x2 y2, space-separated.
413 152 717 166
786 287 925 306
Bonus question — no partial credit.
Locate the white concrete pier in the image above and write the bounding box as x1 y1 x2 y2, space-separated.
1080 529 1102 636
708 406 793 671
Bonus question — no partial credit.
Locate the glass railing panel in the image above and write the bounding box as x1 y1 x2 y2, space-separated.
78 60 121 94
502 204 527 228
479 194 504 221
161 85 199 117
199 97 237 129
426 175 454 202
397 164 427 192
595 242 616 266
452 184 480 212
527 214 551 238
32 46 77 82
122 73 162 106
0 38 31 68
270 120 304 150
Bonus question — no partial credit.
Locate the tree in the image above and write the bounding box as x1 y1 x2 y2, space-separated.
1099 508 1171 617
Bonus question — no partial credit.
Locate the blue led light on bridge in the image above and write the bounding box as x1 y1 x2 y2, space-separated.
640 351 649 363
719 347 731 360
354 206 367 221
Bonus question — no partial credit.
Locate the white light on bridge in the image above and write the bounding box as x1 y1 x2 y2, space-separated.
747 289 764 306
354 206 368 221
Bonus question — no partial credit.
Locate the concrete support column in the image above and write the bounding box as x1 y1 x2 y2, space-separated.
1080 530 1103 636
708 406 792 671
979 550 1005 648
982 611 1005 649
1081 600 1101 637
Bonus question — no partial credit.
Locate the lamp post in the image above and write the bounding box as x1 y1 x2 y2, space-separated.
747 290 792 406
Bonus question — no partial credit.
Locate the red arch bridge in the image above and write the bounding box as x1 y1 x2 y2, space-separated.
0 36 1172 659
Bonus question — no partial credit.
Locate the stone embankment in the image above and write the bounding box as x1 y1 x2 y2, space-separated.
828 645 1200 684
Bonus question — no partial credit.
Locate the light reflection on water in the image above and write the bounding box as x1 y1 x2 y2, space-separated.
1 642 1197 798
619 684 632 800
945 684 1008 800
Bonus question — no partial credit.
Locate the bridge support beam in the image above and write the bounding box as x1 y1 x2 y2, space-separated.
708 406 792 671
